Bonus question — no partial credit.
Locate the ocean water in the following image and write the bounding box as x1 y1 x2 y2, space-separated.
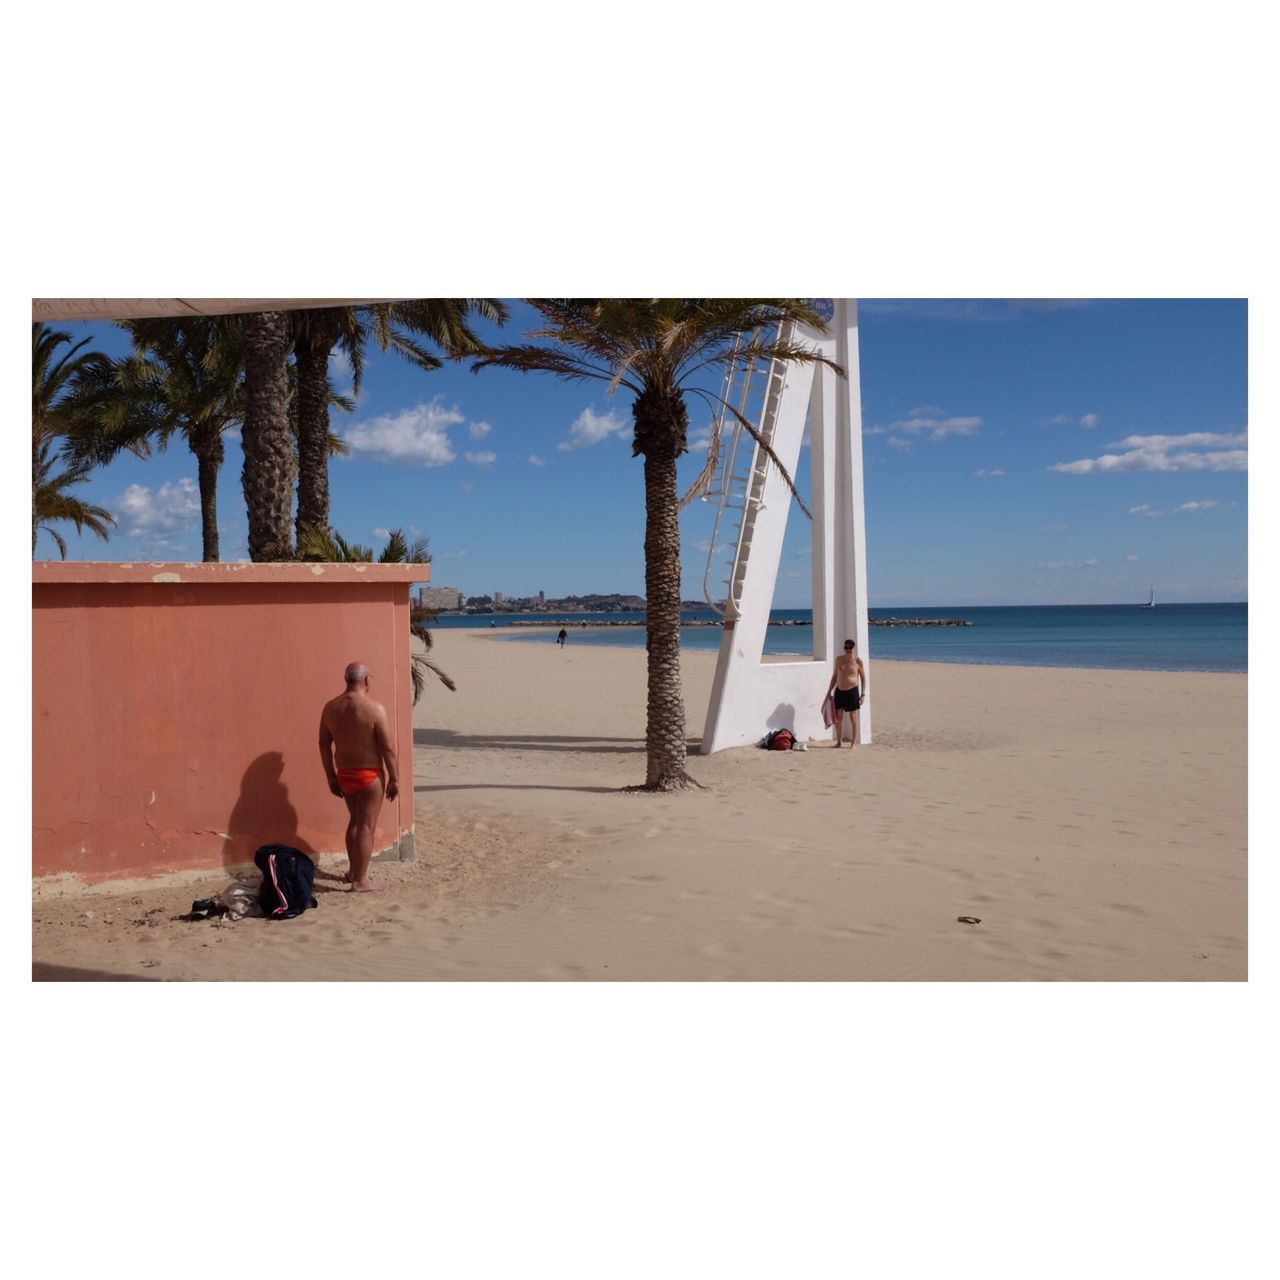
432 603 1247 673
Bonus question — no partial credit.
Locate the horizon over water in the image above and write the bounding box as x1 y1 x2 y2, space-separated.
435 602 1247 674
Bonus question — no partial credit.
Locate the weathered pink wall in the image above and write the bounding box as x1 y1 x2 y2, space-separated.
33 562 426 883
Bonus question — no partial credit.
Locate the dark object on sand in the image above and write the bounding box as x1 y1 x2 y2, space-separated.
255 845 318 920
957 916 982 925
183 899 227 922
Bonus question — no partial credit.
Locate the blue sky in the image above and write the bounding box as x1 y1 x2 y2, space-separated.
43 299 1248 606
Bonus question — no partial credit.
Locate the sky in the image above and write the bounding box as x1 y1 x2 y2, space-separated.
41 298 1248 607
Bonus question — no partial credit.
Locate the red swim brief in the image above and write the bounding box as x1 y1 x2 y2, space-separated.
337 767 382 796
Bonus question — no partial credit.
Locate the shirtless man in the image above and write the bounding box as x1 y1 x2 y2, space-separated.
825 638 868 748
319 662 400 892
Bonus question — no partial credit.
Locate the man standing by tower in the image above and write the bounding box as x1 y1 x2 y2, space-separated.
825 639 868 748
319 661 401 892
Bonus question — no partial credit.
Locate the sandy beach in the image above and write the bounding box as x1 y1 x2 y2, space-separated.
32 628 1247 980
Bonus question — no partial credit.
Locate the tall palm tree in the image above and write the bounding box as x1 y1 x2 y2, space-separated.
292 300 510 547
108 317 353 561
474 300 840 791
106 317 245 561
242 311 294 561
295 524 454 701
31 322 124 556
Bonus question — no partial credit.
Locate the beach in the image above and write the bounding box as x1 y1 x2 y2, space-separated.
32 629 1247 981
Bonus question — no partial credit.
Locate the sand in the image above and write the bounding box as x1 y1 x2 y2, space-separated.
32 629 1247 980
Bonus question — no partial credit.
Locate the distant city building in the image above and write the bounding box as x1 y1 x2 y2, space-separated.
538 590 545 604
494 591 503 605
417 586 463 611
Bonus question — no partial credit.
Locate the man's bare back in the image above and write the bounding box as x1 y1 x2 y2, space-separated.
319 663 400 892
321 689 390 770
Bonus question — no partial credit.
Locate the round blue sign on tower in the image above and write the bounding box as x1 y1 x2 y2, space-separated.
811 298 835 322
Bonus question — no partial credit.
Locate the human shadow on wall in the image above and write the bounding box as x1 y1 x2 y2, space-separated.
766 702 797 731
222 752 318 877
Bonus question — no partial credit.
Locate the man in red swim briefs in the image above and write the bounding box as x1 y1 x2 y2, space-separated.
319 661 401 892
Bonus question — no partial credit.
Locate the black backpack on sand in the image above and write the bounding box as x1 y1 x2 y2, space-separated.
254 845 318 920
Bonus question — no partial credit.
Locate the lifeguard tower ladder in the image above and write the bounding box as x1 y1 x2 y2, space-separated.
699 298 870 751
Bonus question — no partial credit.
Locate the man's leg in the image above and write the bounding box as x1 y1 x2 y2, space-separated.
851 709 860 747
833 710 844 746
344 778 386 891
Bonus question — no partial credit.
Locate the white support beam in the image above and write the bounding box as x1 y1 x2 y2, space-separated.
701 299 870 752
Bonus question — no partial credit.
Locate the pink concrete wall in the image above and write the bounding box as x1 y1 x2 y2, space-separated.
33 562 426 883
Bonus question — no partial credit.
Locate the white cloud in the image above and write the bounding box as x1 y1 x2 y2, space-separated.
115 478 200 541
1080 413 1100 429
345 401 462 467
1053 431 1247 474
1127 555 1140 562
1174 500 1222 513
887 413 982 441
528 454 545 467
1038 558 1101 571
1047 412 1100 428
469 420 492 440
465 450 497 467
558 406 629 451
974 468 1005 477
1128 504 1162 517
688 425 714 453
373 527 391 540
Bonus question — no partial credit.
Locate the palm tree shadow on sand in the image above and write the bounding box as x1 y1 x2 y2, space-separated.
222 752 343 887
413 728 646 755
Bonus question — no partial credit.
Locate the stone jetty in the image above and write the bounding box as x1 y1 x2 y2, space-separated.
505 617 972 629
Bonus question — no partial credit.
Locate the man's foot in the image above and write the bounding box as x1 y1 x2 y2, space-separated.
351 879 384 893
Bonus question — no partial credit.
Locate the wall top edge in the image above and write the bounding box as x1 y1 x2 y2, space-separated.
33 562 430 586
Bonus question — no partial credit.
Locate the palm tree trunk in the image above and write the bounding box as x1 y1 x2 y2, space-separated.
641 433 692 790
193 433 223 562
242 311 294 561
294 322 336 544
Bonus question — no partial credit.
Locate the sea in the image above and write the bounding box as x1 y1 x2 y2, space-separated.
431 603 1248 674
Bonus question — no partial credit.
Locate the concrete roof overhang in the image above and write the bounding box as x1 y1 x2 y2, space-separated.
31 299 392 323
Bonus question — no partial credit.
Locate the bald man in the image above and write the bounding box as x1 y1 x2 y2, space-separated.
319 662 401 892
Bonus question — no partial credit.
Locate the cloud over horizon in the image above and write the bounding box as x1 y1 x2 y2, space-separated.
559 406 629 451
1037 558 1101 571
115 478 200 547
1052 431 1247 475
344 400 467 467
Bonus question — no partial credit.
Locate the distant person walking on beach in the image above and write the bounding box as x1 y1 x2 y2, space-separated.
825 639 868 748
319 662 400 892
557 627 568 648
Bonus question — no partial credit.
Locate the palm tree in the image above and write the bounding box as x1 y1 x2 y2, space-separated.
32 433 115 558
291 300 510 546
295 524 455 701
242 311 294 561
32 322 124 556
474 300 840 791
105 317 245 561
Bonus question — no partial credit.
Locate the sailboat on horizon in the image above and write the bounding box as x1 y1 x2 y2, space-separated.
1143 584 1155 609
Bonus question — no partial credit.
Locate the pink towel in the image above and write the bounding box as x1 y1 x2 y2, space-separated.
821 695 835 728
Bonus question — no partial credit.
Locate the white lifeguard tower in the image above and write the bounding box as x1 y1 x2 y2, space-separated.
699 298 871 752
